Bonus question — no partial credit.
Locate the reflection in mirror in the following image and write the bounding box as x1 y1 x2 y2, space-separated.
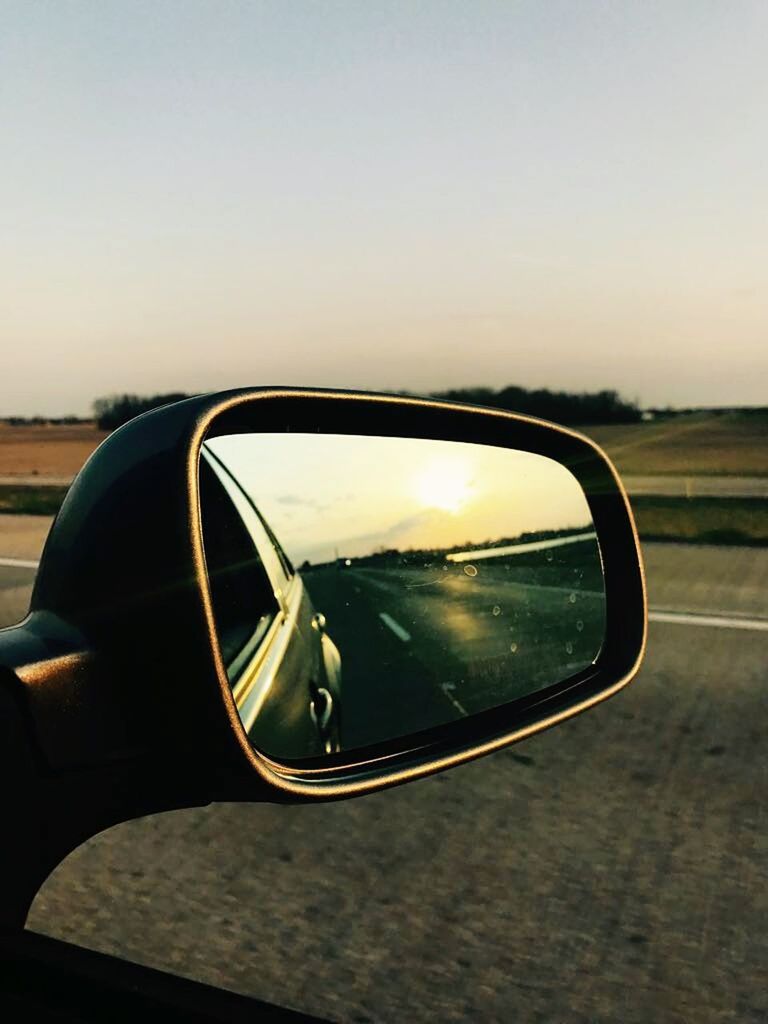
199 434 606 762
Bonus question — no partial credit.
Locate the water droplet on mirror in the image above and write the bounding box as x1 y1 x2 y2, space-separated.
463 564 478 577
569 592 577 604
576 619 584 632
510 642 518 653
565 641 574 654
546 550 554 562
492 605 501 616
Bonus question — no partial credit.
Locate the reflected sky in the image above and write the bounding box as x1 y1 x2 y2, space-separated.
205 433 592 565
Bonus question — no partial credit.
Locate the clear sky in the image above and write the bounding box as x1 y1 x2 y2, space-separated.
2 1 766 416
207 433 592 565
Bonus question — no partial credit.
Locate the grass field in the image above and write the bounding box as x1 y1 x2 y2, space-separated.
586 411 768 477
631 496 768 545
0 485 71 516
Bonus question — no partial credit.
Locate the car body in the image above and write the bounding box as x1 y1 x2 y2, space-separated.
200 444 342 759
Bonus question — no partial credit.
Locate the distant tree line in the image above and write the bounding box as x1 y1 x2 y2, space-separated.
92 393 193 430
1 415 90 426
9 392 763 432
426 386 642 425
91 385 642 432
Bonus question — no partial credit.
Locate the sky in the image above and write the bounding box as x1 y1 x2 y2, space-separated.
2 1 766 416
206 433 593 565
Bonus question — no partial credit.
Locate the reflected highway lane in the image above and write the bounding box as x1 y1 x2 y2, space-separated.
302 561 604 750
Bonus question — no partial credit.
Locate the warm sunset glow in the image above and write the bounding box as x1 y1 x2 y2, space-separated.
206 433 597 565
413 458 475 514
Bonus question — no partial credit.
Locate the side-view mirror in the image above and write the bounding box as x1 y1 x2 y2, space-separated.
0 388 645 927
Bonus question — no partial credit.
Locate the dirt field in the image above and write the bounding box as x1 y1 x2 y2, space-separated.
0 423 106 478
632 496 768 545
586 412 768 478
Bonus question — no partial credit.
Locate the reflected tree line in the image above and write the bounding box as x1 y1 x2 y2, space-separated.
300 525 596 573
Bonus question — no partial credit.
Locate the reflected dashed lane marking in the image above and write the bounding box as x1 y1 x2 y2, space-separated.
378 612 412 642
441 682 469 717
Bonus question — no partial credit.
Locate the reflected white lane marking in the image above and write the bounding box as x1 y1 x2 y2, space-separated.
0 557 39 569
446 530 598 563
649 610 768 632
378 612 411 642
441 682 468 717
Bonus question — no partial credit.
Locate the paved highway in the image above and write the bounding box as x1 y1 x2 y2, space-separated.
623 474 768 498
1 526 766 1023
0 474 73 487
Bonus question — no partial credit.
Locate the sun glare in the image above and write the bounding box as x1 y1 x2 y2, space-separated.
414 458 475 513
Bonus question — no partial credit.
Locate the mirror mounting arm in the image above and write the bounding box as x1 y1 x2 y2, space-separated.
0 627 218 932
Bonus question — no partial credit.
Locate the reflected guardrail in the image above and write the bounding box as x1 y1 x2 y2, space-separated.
445 531 598 563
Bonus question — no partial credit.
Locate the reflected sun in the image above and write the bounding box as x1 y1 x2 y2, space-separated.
414 458 475 513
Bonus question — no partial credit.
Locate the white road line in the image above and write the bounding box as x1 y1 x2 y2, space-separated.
649 610 768 632
446 530 598 563
624 475 768 499
378 612 412 642
441 682 469 717
0 557 39 570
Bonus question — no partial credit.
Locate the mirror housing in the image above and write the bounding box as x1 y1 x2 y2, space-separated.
7 388 645 803
0 387 646 927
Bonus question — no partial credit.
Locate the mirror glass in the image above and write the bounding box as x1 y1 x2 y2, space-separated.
199 433 606 761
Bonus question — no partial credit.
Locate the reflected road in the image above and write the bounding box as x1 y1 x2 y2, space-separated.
303 560 604 750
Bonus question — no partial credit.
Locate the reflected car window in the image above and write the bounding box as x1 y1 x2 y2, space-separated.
199 455 279 669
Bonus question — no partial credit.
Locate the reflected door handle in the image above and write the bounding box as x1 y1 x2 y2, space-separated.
310 687 334 732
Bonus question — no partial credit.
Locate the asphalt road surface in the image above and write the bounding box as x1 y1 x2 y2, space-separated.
0 474 73 486
1 525 766 1023
302 551 604 752
622 475 768 498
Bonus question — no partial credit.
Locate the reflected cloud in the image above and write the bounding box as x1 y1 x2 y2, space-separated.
297 507 448 565
276 494 327 510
